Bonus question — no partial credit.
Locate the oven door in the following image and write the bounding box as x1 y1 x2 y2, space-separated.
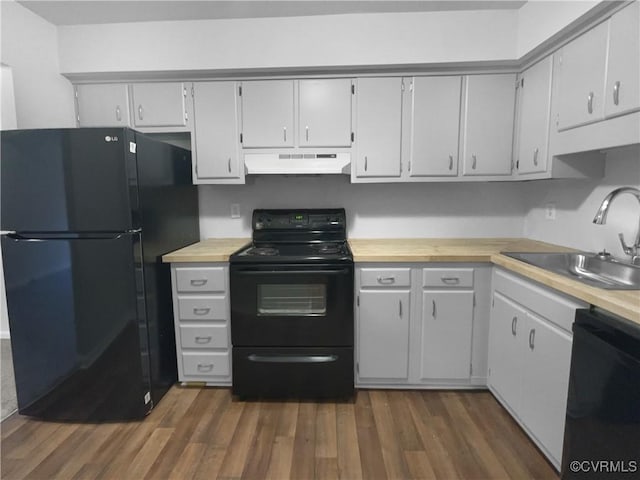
230 263 354 346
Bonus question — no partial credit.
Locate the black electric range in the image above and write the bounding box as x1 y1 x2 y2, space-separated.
229 209 354 399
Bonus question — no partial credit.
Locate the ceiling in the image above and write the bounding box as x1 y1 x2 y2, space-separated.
17 0 527 26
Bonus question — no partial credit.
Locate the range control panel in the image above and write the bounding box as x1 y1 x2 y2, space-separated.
253 209 346 231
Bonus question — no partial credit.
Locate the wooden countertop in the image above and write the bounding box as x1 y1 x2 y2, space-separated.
162 237 639 325
350 238 639 326
162 238 250 263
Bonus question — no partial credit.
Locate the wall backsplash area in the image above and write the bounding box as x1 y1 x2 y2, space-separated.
199 177 529 239
524 146 640 259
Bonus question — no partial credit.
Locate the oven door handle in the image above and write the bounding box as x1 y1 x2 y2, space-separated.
233 268 351 276
247 354 338 364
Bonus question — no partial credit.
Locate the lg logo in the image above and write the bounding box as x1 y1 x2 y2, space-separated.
104 135 119 142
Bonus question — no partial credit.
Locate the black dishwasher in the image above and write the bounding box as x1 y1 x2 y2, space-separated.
561 308 640 479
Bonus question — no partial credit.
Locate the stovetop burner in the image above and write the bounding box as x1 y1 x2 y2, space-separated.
230 208 353 265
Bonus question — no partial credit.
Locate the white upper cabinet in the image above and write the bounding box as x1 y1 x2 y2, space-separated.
556 22 608 131
192 82 243 184
515 57 553 175
298 79 352 147
131 83 189 128
240 80 295 148
604 1 640 119
461 74 516 176
354 77 404 178
76 84 131 127
409 76 462 177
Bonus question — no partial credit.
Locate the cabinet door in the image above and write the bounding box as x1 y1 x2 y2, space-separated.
557 22 608 131
409 76 461 177
487 293 526 412
240 80 294 148
420 290 473 380
462 74 515 176
131 83 187 128
516 57 552 175
192 82 242 181
358 289 410 380
605 1 640 118
520 312 572 465
76 84 130 127
299 79 352 147
354 77 403 178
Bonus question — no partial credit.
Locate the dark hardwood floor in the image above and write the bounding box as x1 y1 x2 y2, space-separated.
1 387 559 480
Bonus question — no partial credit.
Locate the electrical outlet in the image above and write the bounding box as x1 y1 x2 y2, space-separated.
230 204 240 219
545 202 556 220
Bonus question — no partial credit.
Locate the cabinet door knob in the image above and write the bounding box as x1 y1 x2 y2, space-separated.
613 81 620 106
472 154 477 170
587 92 594 114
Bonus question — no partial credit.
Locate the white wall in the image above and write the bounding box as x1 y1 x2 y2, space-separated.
199 176 528 239
0 0 75 128
57 10 518 75
516 1 600 57
523 146 640 258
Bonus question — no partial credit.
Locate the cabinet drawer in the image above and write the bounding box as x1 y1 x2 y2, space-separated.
178 296 227 321
422 268 473 288
179 324 229 349
182 352 230 377
175 267 226 293
360 268 411 287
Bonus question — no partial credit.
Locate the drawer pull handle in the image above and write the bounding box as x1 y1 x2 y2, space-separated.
432 300 437 318
377 276 396 284
193 307 211 316
613 81 620 106
399 300 403 318
197 363 214 372
440 277 460 285
529 328 536 350
533 147 539 166
228 157 232 173
587 92 594 114
194 336 212 344
115 106 122 122
449 155 454 171
472 154 477 170
511 316 517 336
138 105 144 120
190 279 208 287
248 354 337 364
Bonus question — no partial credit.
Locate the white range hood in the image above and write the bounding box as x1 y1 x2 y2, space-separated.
244 152 351 175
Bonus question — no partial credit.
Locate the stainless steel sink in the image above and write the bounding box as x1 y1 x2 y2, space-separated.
502 252 640 290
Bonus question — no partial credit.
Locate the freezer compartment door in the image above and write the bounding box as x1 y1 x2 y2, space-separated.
1 128 137 232
1 232 151 421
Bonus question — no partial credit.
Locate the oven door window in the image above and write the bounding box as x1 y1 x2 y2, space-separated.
257 284 326 316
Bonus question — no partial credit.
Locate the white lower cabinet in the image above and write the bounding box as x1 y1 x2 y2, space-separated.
170 262 232 385
356 264 491 388
488 268 587 469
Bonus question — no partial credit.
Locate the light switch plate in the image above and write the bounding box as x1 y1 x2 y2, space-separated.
545 203 556 220
230 204 240 218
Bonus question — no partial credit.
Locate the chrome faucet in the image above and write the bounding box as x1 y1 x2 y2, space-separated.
593 187 640 265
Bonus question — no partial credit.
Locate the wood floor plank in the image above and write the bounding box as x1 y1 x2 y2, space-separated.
0 387 560 480
315 402 338 459
354 391 388 480
290 402 317 480
369 390 411 480
336 402 363 480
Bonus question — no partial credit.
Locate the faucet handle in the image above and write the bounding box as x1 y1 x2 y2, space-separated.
618 232 636 256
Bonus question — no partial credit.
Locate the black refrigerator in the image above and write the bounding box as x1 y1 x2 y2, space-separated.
1 128 199 421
